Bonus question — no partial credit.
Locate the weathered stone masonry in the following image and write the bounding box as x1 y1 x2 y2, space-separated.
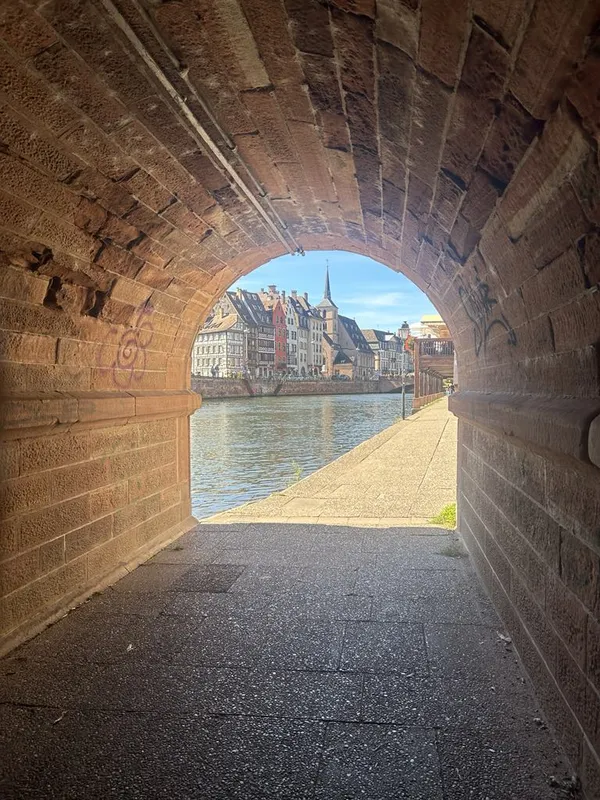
0 0 599 791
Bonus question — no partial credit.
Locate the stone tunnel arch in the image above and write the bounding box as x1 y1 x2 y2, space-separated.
0 0 599 793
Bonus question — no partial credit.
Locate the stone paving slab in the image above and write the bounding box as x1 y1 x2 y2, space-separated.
0 521 579 798
204 399 457 526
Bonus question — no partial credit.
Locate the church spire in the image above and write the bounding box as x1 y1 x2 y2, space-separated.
323 260 332 302
316 259 337 310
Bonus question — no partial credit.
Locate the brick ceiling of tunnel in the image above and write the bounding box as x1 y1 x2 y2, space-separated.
0 0 598 381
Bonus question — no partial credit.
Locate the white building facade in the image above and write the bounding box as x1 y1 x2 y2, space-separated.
191 317 247 377
298 296 325 375
288 294 310 375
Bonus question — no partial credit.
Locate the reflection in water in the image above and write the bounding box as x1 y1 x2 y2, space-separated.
190 392 413 518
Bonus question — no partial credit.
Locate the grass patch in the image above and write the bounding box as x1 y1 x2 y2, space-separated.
430 502 457 529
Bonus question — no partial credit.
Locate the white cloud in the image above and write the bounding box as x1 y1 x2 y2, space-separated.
336 291 411 308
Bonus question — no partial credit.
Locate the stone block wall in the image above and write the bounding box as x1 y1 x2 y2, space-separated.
0 390 198 653
455 417 600 796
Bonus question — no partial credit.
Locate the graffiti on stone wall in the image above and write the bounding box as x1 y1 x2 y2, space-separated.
97 303 154 387
458 277 516 357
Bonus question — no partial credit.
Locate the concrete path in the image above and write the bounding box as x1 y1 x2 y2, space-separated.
1 521 576 798
205 398 457 527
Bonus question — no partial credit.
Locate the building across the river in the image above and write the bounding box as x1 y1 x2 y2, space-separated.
297 293 326 376
361 329 413 376
228 289 275 378
317 267 375 380
192 265 434 381
258 286 325 376
192 288 275 378
191 313 247 377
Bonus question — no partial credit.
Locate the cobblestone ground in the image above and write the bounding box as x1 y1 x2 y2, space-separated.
1 522 577 798
207 399 457 527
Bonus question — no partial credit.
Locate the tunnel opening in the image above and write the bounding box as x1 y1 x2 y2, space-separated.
187 248 454 522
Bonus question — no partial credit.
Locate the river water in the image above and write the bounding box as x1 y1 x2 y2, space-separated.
190 392 413 519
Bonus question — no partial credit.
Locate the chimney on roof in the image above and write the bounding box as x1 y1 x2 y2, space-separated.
282 290 286 301
304 292 309 301
260 288 264 293
291 289 297 298
236 287 243 298
268 284 276 294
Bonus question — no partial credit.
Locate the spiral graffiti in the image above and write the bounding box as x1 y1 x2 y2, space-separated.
113 304 154 387
96 303 155 388
113 329 147 380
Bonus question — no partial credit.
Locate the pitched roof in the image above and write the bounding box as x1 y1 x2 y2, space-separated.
202 314 240 333
227 289 273 327
316 296 337 310
340 316 372 353
287 295 310 327
361 328 387 344
297 296 322 318
334 350 353 365
258 293 277 311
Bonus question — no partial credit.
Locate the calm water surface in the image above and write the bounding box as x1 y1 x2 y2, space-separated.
190 392 413 518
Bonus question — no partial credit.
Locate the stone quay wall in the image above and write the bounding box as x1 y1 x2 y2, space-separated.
192 377 255 399
192 377 382 399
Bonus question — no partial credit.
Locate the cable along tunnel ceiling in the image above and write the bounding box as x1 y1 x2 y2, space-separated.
0 0 598 392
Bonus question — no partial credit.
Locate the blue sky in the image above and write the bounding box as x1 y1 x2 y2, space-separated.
235 250 438 331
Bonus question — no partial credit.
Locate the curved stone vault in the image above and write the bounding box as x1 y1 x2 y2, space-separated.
0 0 599 791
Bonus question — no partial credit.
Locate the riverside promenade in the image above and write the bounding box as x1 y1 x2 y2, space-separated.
205 398 457 527
0 399 577 798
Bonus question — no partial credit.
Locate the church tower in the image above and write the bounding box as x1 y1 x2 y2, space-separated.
316 262 339 342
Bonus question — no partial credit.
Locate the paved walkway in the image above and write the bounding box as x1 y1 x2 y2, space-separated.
0 401 577 797
2 525 575 797
206 399 457 527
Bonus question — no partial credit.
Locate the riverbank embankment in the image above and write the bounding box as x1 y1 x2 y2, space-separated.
192 376 413 399
203 398 456 527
